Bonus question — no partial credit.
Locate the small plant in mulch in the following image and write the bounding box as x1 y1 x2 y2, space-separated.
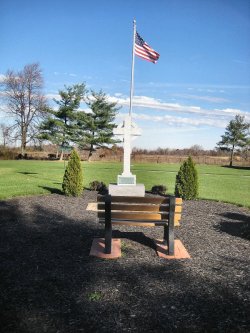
151 185 167 195
175 156 198 200
89 180 108 194
88 292 103 301
62 149 83 197
121 240 129 257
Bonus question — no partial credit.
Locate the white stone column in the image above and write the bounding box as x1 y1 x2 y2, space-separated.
113 114 141 185
122 115 132 177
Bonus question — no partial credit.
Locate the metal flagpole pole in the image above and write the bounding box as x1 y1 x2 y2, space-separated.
129 19 136 116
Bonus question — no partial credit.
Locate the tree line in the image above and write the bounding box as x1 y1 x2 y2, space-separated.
0 63 249 166
0 63 119 160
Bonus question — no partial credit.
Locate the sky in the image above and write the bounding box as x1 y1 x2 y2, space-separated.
0 0 250 150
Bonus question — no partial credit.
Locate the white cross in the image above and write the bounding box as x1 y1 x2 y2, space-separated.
113 115 141 183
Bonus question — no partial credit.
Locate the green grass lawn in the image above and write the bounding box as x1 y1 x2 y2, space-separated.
0 160 249 208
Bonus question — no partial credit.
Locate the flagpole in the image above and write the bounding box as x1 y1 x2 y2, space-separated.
129 19 136 117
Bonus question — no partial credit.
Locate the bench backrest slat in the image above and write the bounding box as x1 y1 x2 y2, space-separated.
97 203 182 213
98 196 171 204
98 211 168 220
99 215 181 223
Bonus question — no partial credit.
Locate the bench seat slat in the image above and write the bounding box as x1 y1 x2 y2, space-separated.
99 218 168 226
175 198 182 205
98 211 169 220
109 222 157 227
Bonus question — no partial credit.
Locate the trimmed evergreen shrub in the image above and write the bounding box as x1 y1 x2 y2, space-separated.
62 149 83 196
151 185 167 195
89 180 107 194
175 156 198 200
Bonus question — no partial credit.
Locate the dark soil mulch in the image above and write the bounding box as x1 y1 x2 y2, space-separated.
0 191 249 333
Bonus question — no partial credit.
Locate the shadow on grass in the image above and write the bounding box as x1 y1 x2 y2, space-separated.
84 187 108 195
216 212 250 240
222 165 250 171
39 186 63 195
18 172 39 175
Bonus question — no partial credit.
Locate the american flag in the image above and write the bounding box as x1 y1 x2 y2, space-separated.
134 32 160 64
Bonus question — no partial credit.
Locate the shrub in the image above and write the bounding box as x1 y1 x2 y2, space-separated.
151 185 167 195
0 149 18 160
175 156 198 200
89 180 107 194
62 149 83 196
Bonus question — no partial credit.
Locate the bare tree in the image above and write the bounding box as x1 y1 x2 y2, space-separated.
1 63 46 155
0 123 12 146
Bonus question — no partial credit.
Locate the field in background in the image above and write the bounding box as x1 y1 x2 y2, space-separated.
1 146 250 167
0 160 249 208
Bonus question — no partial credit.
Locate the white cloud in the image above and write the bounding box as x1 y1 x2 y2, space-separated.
144 81 250 90
44 91 249 132
173 93 229 103
218 108 241 114
78 107 92 114
0 91 7 97
0 74 6 83
46 93 61 100
0 105 7 113
108 94 249 120
53 71 77 77
132 113 228 128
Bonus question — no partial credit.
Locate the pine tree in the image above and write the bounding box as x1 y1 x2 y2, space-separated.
175 156 198 200
217 115 249 167
38 83 86 160
62 149 83 196
76 90 119 160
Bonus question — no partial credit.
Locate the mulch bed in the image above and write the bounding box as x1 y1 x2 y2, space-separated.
0 191 249 333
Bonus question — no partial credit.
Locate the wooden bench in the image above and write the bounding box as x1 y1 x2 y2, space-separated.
97 195 182 256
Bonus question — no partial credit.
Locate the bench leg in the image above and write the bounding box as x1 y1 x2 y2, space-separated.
105 218 112 254
163 224 174 254
163 224 168 245
104 194 112 254
164 224 174 255
163 196 175 255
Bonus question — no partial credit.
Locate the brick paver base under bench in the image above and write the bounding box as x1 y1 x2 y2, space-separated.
90 238 190 260
154 239 191 259
90 238 121 259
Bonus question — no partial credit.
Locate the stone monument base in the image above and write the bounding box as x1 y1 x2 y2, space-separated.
109 183 145 197
118 175 136 185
